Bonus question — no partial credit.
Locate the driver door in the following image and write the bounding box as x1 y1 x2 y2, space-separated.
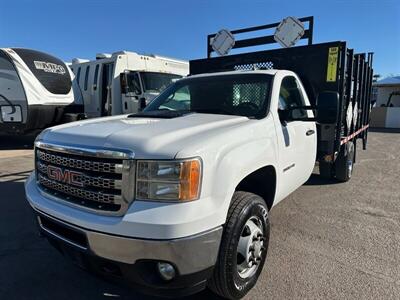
276 76 317 197
122 72 143 113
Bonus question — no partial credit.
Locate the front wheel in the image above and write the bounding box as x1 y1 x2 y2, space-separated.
208 191 270 299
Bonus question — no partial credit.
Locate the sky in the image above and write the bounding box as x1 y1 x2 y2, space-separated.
0 0 399 78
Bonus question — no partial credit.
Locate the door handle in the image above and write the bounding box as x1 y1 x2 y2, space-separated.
306 129 315 136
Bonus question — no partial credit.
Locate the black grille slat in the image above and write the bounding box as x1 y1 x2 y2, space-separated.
37 162 120 190
38 174 120 204
37 149 122 174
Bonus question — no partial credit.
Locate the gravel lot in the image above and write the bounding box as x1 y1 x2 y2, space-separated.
0 130 399 299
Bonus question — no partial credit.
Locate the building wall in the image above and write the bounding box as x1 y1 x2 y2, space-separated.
376 86 400 107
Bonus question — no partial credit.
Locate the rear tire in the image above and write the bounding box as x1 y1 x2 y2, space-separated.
334 142 355 182
208 191 270 299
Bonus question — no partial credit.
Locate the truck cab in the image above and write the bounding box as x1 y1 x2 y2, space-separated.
25 17 373 299
71 51 189 118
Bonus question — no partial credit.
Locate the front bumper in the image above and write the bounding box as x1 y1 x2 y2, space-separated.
33 209 222 297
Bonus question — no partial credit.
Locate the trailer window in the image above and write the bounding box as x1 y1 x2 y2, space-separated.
140 72 181 93
278 76 307 119
93 64 99 86
145 74 272 118
0 51 26 103
84 66 90 91
76 67 81 87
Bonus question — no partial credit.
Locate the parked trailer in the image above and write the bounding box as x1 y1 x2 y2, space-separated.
0 48 83 134
71 51 189 117
191 16 374 181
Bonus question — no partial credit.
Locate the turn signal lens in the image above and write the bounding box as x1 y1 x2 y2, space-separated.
179 159 201 201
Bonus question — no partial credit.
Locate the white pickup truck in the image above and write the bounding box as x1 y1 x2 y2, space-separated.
25 19 373 299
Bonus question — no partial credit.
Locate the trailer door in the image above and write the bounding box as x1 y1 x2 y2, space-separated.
100 63 114 116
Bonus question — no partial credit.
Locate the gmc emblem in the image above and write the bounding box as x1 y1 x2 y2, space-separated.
47 165 84 187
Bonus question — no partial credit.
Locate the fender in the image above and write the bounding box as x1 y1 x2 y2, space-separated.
180 115 281 227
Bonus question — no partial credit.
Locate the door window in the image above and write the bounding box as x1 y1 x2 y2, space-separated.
278 76 307 119
127 72 142 95
76 67 81 86
93 64 99 87
84 66 90 91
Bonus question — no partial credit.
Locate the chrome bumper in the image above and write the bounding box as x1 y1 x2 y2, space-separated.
35 209 222 275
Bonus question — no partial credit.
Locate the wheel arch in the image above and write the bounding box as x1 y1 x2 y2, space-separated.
235 165 277 210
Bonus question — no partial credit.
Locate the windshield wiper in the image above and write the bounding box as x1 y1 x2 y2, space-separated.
128 110 192 119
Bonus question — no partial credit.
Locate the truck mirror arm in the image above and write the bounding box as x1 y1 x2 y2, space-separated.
279 105 317 124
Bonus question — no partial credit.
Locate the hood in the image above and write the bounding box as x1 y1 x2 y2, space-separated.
39 113 251 159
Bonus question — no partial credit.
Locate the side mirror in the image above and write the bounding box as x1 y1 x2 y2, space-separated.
316 91 339 124
139 97 146 111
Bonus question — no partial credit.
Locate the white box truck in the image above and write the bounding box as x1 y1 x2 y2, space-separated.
25 17 374 299
70 51 189 118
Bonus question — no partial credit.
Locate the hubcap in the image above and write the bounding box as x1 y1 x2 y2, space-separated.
348 159 353 177
236 216 265 279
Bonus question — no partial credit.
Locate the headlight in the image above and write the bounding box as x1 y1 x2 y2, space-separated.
136 158 202 201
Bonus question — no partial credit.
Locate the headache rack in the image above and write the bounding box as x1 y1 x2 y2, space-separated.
190 16 374 160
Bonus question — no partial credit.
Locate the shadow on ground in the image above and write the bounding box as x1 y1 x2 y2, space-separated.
304 173 341 186
0 178 222 300
0 134 36 150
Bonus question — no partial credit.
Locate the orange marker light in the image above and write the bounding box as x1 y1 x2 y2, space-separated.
179 159 201 201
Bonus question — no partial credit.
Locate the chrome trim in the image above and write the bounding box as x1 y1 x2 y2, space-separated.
35 209 222 275
37 216 87 251
37 185 129 217
37 161 122 189
35 141 135 159
36 149 123 174
87 226 222 275
34 140 136 216
122 160 136 205
38 173 122 204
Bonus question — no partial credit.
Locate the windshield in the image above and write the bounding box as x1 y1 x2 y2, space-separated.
144 74 272 118
140 72 182 93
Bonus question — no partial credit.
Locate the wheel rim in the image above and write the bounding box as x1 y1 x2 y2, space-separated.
348 159 353 177
236 216 265 279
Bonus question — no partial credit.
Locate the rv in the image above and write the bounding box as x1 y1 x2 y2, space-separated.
0 48 84 134
71 51 189 117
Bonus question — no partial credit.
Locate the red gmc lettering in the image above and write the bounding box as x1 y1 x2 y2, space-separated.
47 165 84 187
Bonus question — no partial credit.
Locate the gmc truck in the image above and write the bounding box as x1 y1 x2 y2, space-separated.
25 17 373 299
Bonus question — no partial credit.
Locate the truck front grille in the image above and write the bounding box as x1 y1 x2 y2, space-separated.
35 145 135 215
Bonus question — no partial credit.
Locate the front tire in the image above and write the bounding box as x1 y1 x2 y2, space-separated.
208 191 270 299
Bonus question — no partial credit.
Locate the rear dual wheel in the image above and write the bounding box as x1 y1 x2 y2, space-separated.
318 141 356 182
335 141 355 182
208 192 270 299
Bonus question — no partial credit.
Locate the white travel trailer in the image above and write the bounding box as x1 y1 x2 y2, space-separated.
0 48 84 134
71 51 189 117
